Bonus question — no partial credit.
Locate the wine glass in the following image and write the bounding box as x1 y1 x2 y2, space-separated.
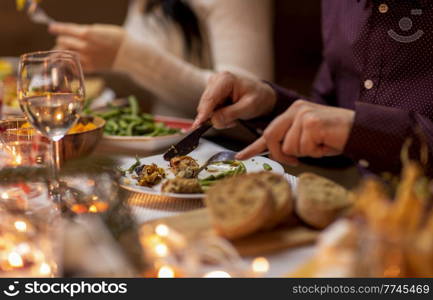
17 50 85 201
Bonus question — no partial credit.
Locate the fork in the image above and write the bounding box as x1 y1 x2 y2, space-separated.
199 150 270 172
24 0 55 25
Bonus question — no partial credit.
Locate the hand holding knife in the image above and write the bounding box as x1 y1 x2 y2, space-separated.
163 99 261 161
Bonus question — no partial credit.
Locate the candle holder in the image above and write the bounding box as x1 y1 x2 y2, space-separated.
0 118 52 167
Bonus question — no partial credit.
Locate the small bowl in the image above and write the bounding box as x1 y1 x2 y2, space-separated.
0 116 105 163
60 116 106 161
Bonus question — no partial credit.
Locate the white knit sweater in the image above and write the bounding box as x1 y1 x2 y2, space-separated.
112 0 273 118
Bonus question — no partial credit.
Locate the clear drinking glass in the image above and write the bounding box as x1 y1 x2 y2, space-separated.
17 51 85 200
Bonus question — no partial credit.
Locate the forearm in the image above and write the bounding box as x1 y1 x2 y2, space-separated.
113 35 211 116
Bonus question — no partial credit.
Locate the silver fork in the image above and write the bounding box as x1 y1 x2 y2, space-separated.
199 150 269 172
25 0 55 25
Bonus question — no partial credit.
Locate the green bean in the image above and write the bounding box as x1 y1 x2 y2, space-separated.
127 156 141 173
127 120 141 136
198 180 215 187
119 120 128 129
121 108 132 114
201 161 246 182
135 124 153 133
128 96 139 116
141 113 154 121
121 115 142 122
236 162 247 175
148 127 164 137
98 109 120 119
106 120 119 132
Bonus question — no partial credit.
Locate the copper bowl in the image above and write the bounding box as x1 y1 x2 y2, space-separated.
59 116 106 161
0 116 105 163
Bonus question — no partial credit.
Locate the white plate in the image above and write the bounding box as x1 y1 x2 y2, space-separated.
119 148 285 199
98 116 193 155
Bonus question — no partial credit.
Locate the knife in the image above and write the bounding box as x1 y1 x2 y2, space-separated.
163 118 263 161
163 120 213 161
163 96 264 161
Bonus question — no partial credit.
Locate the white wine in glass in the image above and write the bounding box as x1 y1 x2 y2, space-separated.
17 50 85 201
20 93 83 142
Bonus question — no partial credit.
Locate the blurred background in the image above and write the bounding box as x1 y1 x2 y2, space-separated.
0 0 322 95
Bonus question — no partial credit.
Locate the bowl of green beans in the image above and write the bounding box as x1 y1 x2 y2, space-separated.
93 96 193 154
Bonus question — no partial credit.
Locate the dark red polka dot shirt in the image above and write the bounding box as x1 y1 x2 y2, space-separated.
270 0 433 174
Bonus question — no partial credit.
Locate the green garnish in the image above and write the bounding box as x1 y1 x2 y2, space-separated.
263 163 273 171
127 156 141 174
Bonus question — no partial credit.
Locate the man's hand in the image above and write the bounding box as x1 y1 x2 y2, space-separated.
193 72 277 129
49 23 125 72
236 100 355 165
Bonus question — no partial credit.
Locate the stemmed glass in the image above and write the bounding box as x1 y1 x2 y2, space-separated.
17 50 85 201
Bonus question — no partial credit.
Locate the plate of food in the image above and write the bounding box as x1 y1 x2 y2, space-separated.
93 96 192 154
119 146 285 199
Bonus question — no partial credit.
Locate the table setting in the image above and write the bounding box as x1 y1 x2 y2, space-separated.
1 47 433 279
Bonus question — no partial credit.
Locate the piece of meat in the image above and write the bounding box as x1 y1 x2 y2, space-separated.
161 178 203 194
169 156 200 178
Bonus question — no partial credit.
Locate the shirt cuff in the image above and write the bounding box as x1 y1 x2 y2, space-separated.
343 101 412 173
265 81 302 117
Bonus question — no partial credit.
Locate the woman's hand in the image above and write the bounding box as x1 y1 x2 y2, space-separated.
193 72 277 129
49 23 125 72
236 100 355 166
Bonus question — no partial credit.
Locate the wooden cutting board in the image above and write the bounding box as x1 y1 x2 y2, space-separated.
144 208 320 257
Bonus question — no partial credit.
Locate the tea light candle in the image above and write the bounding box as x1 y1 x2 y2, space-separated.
203 270 231 278
157 265 176 278
252 257 270 275
0 215 56 277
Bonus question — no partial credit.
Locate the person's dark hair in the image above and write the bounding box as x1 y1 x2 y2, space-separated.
146 0 203 58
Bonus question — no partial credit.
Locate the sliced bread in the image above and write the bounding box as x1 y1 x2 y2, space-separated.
253 172 293 229
296 173 353 229
205 175 274 240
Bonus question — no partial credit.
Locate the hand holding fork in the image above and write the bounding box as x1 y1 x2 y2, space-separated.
22 0 55 25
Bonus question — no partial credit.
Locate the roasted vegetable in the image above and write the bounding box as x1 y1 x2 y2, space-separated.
136 164 166 187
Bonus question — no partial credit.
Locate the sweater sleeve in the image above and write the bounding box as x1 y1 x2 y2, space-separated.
205 0 274 81
112 0 273 117
344 102 433 174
